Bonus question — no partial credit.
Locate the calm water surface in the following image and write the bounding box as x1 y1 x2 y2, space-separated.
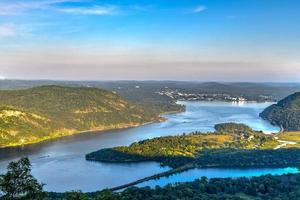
0 101 281 192
138 167 299 188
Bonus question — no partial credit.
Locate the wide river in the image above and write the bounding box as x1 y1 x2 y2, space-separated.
0 101 287 192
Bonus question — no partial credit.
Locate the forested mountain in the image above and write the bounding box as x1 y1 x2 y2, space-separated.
0 86 172 147
260 92 300 131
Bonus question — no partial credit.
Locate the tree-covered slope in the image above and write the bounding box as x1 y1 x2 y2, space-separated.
86 123 279 168
260 92 300 131
0 86 165 147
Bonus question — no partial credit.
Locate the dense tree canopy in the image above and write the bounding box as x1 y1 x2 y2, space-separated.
260 92 300 131
0 158 45 200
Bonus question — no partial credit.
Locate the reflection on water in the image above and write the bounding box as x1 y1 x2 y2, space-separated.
138 167 299 188
0 101 280 192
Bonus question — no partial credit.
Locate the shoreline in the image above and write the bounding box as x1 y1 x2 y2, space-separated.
0 122 155 150
0 108 184 150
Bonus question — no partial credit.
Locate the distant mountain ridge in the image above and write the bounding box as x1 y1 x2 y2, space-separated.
1 80 300 103
0 86 165 147
260 92 300 131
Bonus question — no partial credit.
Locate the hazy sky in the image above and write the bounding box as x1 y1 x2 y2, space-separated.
0 0 299 81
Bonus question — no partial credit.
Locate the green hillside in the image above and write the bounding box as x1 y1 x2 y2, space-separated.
260 92 300 131
0 86 168 147
86 123 279 168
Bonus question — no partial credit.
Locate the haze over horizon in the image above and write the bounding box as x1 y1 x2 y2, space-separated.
0 0 299 81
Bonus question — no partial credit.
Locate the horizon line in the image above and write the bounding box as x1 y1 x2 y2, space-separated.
1 79 300 84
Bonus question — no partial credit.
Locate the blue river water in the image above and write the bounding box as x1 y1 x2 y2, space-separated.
0 101 289 192
138 167 298 188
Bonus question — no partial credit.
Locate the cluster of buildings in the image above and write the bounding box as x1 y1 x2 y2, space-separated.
156 89 248 102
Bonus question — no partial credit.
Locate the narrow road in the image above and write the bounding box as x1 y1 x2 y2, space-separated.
274 139 297 150
109 164 195 191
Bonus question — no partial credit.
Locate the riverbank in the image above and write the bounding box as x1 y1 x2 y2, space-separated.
0 106 185 149
0 123 146 149
0 117 166 149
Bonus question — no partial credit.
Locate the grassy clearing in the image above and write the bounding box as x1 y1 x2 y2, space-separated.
278 131 300 143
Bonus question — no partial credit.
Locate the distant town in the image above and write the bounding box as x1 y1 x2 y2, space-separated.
156 88 275 102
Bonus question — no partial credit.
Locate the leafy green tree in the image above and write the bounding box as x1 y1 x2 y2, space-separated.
64 190 88 200
0 157 45 200
96 189 120 200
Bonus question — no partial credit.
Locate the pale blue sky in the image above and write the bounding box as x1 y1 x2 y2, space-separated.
0 0 299 81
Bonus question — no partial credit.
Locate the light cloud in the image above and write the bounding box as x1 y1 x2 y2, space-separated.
0 0 86 15
0 24 17 39
0 1 144 16
1 46 299 81
192 5 207 13
58 6 119 15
